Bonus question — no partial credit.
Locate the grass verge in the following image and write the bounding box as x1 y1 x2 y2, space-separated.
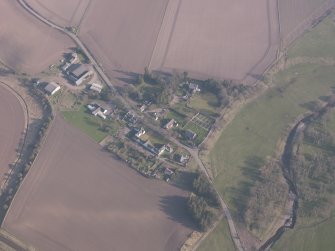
197 218 235 251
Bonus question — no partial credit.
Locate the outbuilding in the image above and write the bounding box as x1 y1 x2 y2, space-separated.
68 64 93 86
44 82 60 96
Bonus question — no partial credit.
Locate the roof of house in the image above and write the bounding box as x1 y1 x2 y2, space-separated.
44 82 60 94
185 129 197 139
164 119 175 128
179 154 189 163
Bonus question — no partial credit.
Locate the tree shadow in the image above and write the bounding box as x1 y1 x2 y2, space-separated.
159 195 196 230
228 155 264 223
113 70 140 85
171 171 197 192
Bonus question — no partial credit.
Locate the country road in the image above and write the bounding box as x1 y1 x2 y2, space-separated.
17 1 244 250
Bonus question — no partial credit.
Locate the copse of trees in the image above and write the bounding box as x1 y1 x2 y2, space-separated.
202 79 251 107
136 67 178 105
187 172 221 231
193 172 221 207
188 193 217 231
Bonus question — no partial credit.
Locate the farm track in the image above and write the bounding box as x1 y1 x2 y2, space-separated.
16 1 245 250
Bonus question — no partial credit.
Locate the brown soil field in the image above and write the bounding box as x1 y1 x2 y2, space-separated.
0 0 73 74
20 0 335 83
0 84 25 189
25 0 91 28
78 0 169 75
150 0 280 84
3 116 194 251
24 0 278 84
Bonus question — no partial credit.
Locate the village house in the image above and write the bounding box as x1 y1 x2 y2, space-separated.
139 104 147 112
188 82 201 93
164 119 175 129
87 103 108 119
179 154 189 164
89 83 103 93
185 129 197 140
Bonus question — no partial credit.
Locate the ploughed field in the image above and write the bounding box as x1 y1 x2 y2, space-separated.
24 0 280 83
0 84 25 188
0 0 73 74
3 116 194 251
24 0 334 83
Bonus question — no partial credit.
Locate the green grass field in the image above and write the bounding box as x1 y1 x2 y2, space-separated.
273 214 335 251
189 93 219 114
62 106 109 142
211 63 335 215
288 16 335 59
197 218 235 251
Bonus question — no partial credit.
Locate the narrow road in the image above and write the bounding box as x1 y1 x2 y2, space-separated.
143 119 245 251
17 1 244 250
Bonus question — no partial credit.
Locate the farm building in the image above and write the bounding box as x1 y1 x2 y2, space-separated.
44 82 60 96
89 83 103 93
185 130 197 140
68 64 93 86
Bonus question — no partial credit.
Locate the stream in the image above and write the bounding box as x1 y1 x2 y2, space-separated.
259 100 335 251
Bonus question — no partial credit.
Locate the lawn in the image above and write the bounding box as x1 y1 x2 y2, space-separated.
62 106 108 142
166 103 196 127
197 218 235 251
288 15 335 59
189 92 219 114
